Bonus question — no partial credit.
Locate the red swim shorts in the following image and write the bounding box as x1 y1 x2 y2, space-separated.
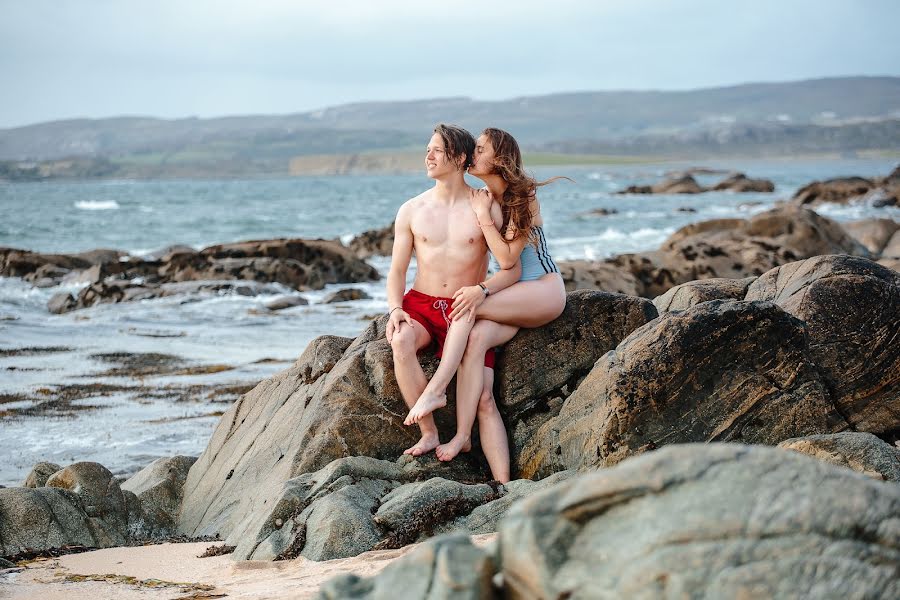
401 289 495 369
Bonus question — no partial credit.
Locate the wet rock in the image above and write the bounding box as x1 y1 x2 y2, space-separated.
653 277 756 313
710 172 775 192
778 432 900 482
121 455 197 537
499 444 900 599
319 533 495 600
23 462 62 488
46 462 132 544
264 295 309 310
842 218 900 255
373 478 498 548
347 222 394 258
557 261 641 296
792 176 876 205
617 174 706 194
323 288 372 303
522 300 846 475
47 292 76 314
745 255 900 434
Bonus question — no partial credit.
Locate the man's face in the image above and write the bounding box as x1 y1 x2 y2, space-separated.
425 133 459 179
468 134 495 177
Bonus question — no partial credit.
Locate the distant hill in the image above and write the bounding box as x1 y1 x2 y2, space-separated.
1 76 898 178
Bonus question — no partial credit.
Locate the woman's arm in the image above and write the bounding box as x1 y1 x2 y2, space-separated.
471 190 528 270
448 259 522 321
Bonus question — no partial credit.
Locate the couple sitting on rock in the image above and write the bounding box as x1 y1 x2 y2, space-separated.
386 124 566 483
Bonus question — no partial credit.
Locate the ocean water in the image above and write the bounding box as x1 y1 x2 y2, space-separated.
0 158 897 485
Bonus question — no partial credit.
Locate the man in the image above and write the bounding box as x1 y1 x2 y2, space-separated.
385 124 512 456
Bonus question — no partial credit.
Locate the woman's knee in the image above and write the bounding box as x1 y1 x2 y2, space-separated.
477 388 498 416
467 321 493 352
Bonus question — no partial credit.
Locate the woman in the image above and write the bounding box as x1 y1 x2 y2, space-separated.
404 127 567 483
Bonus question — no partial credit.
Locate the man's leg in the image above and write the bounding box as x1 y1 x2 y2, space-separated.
436 320 518 467
476 367 510 483
405 316 476 425
390 320 440 456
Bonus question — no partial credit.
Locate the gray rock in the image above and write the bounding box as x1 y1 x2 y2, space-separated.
374 478 498 546
121 455 197 536
745 255 900 434
499 444 900 599
23 462 62 488
323 288 372 303
318 533 495 600
0 557 15 568
557 260 641 296
0 487 105 555
653 277 756 313
46 462 132 544
47 292 76 314
843 218 900 255
264 295 309 310
778 432 900 482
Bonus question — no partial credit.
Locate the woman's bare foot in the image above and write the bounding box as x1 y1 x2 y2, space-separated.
436 434 472 462
404 390 447 425
403 433 441 457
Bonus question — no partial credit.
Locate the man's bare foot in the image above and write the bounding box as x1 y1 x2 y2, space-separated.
404 390 447 425
436 434 471 462
403 434 440 457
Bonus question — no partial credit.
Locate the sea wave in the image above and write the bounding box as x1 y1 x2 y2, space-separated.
74 200 120 210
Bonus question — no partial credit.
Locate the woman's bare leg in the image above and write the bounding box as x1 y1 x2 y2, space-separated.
436 320 518 470
475 367 511 483
476 275 566 328
404 316 475 425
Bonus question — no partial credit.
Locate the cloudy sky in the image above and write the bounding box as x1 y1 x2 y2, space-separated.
2 0 899 128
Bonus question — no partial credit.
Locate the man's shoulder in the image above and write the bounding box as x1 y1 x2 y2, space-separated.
399 189 432 212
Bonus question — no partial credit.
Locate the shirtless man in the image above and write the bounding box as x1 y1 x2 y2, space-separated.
386 124 516 456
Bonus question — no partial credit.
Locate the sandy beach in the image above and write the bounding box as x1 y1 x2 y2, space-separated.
1 534 497 599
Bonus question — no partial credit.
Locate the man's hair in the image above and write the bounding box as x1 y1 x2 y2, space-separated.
433 123 476 170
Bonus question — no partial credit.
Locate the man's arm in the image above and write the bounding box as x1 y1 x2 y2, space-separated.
385 202 415 341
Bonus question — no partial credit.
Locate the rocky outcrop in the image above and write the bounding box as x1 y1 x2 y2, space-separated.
347 222 394 258
121 455 197 537
0 487 107 556
521 300 846 475
22 461 61 488
778 432 900 482
178 291 657 545
609 205 868 297
557 260 641 296
498 444 900 599
710 172 775 192
652 277 755 313
745 255 900 434
324 288 371 303
791 165 900 207
843 218 900 255
618 174 706 194
616 172 774 195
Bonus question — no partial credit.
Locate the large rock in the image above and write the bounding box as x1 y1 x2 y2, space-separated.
710 172 775 192
178 291 657 546
121 455 197 537
653 277 755 313
522 300 846 475
0 487 106 556
883 229 900 259
778 432 900 482
791 176 876 205
22 461 62 488
499 444 900 599
745 255 900 434
347 222 394 258
843 218 900 255
557 260 641 296
319 533 495 600
617 174 706 194
46 462 134 544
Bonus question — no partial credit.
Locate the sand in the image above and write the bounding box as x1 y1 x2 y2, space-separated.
0 534 497 599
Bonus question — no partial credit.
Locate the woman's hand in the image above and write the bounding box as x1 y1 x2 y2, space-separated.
449 285 486 321
469 189 494 223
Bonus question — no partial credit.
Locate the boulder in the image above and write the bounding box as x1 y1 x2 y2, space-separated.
0 487 105 556
710 173 775 192
178 291 657 546
323 288 372 303
653 277 755 313
617 175 707 195
745 255 900 434
499 444 900 599
23 462 62 488
120 455 197 537
46 462 133 544
521 300 846 475
264 295 309 310
791 176 876 205
557 260 641 296
47 292 77 314
319 533 495 600
347 222 395 258
883 230 900 258
842 218 900 255
778 432 900 482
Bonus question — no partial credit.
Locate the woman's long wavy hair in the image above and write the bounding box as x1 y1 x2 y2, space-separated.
482 127 567 242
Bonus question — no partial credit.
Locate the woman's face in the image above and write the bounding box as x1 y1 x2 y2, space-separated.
468 134 495 178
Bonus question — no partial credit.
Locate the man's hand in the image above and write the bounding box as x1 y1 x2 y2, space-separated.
449 285 485 321
469 189 494 223
386 308 414 343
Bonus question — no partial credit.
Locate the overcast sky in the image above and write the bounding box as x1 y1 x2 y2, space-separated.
2 0 899 128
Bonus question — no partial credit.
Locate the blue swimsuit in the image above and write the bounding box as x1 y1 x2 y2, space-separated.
492 226 559 281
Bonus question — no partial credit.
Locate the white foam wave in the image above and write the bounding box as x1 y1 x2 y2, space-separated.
74 200 119 210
